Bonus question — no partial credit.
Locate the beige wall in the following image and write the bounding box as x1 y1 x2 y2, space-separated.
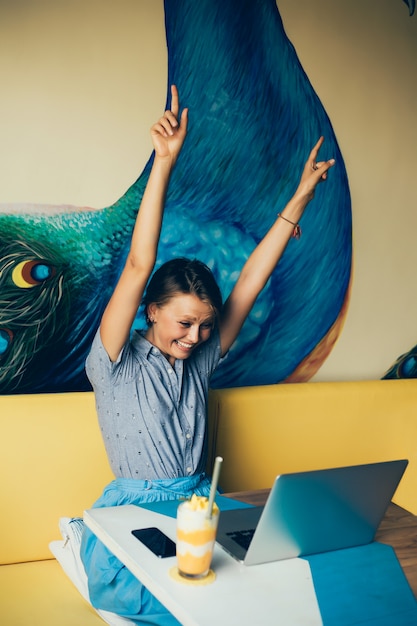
0 0 416 382
0 0 166 208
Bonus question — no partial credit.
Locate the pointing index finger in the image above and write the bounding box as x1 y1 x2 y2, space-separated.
170 84 179 117
310 136 324 161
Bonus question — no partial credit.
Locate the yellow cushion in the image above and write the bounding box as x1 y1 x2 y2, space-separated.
0 560 104 626
208 379 417 514
0 392 114 564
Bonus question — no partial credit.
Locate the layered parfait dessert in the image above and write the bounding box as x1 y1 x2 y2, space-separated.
176 494 220 579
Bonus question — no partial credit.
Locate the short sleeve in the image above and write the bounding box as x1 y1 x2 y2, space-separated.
85 329 132 389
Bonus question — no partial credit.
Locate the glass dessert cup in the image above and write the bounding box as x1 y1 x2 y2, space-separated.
176 495 220 579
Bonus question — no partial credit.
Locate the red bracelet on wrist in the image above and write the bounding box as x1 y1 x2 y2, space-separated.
277 213 302 239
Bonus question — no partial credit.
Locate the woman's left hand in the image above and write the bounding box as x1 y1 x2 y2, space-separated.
296 136 335 202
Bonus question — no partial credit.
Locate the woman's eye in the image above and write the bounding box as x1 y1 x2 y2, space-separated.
179 322 191 328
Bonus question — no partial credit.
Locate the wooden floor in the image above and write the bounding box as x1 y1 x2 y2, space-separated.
225 489 417 599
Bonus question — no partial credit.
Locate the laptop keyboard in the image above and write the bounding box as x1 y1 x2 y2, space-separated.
226 528 255 550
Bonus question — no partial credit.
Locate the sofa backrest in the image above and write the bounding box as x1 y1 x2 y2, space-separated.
207 379 417 515
0 392 114 564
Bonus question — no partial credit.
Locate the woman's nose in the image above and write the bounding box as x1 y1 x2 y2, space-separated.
187 325 199 342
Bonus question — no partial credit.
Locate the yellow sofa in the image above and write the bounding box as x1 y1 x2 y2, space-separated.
207 379 417 512
1 379 416 625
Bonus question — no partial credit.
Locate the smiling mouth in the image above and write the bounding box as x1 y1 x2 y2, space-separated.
175 340 194 350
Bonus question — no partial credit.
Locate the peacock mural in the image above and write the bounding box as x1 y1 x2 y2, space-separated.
0 0 414 394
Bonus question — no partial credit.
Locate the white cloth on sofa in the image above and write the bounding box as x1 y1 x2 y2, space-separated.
50 517 134 626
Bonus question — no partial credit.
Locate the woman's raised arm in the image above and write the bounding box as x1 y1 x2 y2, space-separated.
100 86 188 361
219 137 335 357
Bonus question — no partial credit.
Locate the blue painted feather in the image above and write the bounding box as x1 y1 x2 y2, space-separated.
160 0 352 388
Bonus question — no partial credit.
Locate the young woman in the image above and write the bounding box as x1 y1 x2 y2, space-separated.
80 85 335 624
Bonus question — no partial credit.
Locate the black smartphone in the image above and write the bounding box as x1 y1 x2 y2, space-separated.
131 527 176 558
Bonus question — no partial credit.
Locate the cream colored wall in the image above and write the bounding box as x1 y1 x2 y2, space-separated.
0 0 166 207
0 0 416 382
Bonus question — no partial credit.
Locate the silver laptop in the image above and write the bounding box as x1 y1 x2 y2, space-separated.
216 459 408 565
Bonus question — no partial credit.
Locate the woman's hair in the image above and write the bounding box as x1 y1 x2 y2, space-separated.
143 258 223 326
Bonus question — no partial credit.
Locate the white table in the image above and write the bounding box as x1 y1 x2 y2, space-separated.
84 504 322 626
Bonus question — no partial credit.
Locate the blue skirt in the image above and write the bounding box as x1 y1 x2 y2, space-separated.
80 474 211 625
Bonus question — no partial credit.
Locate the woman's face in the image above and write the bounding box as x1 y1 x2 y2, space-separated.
145 293 215 366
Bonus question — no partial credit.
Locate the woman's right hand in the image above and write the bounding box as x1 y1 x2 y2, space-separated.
151 84 188 162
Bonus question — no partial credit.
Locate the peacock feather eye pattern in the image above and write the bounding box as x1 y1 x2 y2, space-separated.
0 329 13 357
11 260 55 289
